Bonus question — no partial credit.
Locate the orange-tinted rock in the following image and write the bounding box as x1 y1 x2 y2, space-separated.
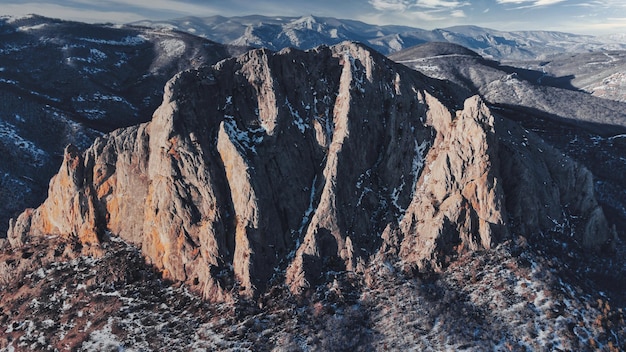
7 42 615 301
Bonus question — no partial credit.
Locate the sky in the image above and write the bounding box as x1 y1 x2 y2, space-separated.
0 0 625 35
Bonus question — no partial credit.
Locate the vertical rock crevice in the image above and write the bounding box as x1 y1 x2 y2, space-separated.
395 95 508 272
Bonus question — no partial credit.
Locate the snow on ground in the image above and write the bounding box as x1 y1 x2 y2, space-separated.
1 233 624 351
364 241 625 351
77 109 107 121
0 78 18 85
65 49 108 65
28 90 61 103
0 120 48 167
587 72 626 102
73 93 135 109
0 237 243 351
79 318 123 351
17 23 47 32
79 36 146 46
89 48 107 61
158 39 186 58
47 108 98 149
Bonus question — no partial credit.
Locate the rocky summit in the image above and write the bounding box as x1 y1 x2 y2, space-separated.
5 41 614 300
2 41 624 351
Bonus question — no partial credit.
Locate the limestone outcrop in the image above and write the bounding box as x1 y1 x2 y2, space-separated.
6 42 614 300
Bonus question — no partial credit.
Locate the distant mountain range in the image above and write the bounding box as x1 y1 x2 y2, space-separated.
132 15 626 105
131 15 626 61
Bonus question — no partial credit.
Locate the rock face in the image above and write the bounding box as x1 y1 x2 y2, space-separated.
6 42 615 301
0 15 242 237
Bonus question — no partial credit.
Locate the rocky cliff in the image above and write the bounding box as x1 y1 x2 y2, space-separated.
5 42 615 301
0 15 246 237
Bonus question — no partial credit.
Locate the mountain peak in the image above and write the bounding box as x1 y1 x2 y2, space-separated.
6 42 614 302
295 15 319 24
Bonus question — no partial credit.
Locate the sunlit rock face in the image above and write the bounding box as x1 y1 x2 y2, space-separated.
6 42 614 301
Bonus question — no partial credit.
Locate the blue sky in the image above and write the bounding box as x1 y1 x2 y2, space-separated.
0 0 625 35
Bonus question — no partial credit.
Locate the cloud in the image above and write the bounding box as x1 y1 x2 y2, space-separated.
414 0 468 9
369 0 468 11
0 0 226 23
496 0 566 7
599 0 626 6
496 0 528 3
366 0 472 28
369 0 411 11
0 2 146 23
411 10 447 20
532 0 566 6
451 9 466 17
575 19 626 33
74 0 221 16
569 0 624 7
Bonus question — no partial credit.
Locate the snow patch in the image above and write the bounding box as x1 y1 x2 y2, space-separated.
344 51 366 93
0 120 48 167
73 93 129 104
410 139 429 192
388 36 404 52
285 98 307 133
89 48 107 61
222 116 265 154
312 94 333 143
390 178 406 215
81 317 124 351
159 39 186 57
80 36 146 46
413 64 442 74
0 78 18 85
355 169 374 208
298 175 318 234
588 72 626 102
29 90 60 102
17 23 47 31
78 109 106 120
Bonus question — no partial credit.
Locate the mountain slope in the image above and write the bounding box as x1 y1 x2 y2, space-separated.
131 15 626 60
390 42 626 236
510 50 626 103
390 42 626 127
0 15 241 234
